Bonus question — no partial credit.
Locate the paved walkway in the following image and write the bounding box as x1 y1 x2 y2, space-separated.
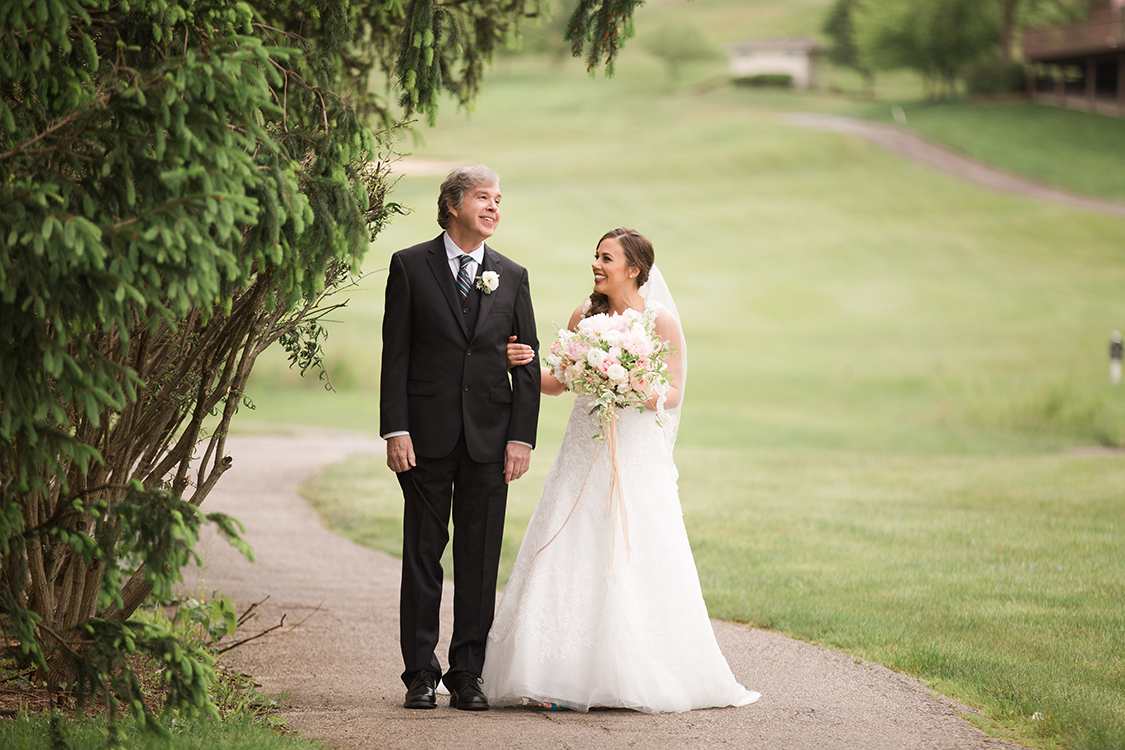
783 113 1125 219
189 431 1026 750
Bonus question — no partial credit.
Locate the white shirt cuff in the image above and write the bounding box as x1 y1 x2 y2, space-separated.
382 433 529 449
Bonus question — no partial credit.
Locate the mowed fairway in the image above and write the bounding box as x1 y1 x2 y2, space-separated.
246 55 1125 750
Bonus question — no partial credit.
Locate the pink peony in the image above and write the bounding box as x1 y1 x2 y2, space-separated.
566 339 590 360
579 314 611 335
621 332 654 357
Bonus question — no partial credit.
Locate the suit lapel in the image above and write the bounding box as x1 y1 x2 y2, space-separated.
469 246 500 343
426 240 471 340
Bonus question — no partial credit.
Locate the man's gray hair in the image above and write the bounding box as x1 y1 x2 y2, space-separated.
437 164 500 229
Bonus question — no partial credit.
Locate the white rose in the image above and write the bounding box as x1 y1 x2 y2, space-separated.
477 271 500 294
562 361 583 386
587 349 606 368
606 363 628 383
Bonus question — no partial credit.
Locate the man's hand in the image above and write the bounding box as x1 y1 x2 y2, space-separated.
504 442 531 484
386 434 417 473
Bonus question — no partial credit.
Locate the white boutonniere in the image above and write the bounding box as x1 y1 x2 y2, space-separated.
476 271 500 294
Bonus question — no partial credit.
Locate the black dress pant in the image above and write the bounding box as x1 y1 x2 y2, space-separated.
398 432 508 687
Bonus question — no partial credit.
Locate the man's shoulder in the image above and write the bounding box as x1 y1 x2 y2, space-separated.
394 235 444 262
486 245 527 275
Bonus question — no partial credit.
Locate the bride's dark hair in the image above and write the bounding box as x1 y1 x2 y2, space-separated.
586 228 655 318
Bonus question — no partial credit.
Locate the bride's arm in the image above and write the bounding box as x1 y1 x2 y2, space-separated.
539 365 565 396
646 308 683 410
539 304 587 395
506 304 586 396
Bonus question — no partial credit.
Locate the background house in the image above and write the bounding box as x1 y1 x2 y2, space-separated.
726 39 825 90
1024 0 1125 114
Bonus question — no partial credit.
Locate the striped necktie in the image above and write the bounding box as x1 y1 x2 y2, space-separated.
456 255 473 298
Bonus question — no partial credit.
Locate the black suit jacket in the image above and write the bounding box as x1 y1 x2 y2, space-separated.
379 235 540 463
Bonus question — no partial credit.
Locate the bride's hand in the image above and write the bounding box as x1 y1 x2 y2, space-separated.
644 388 675 411
506 336 535 370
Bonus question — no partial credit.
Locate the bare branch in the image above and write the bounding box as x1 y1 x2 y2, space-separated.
0 92 111 163
216 600 324 655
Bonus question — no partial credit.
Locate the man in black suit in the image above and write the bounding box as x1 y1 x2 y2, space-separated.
380 165 540 711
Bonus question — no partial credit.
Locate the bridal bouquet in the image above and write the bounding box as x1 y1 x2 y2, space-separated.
545 307 674 441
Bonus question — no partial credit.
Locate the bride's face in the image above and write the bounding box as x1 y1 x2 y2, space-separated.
592 238 639 296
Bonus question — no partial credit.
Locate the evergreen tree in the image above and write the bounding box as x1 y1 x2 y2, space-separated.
856 0 1000 97
823 0 875 93
0 0 644 742
640 23 721 84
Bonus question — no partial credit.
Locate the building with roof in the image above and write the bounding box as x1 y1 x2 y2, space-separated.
1023 0 1125 114
726 39 826 90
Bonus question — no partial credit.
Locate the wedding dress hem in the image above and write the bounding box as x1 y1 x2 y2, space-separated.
481 302 759 714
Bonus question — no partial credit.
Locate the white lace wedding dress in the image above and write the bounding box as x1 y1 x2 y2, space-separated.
481 297 760 713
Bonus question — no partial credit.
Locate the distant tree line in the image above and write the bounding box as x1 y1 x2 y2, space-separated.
823 0 1088 97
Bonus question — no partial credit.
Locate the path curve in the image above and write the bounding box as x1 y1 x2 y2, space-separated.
784 113 1125 219
189 432 1027 750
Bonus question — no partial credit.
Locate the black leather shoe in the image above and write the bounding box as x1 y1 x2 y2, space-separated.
448 673 489 711
404 672 438 709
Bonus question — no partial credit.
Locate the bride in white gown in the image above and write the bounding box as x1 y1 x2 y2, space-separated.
481 228 760 713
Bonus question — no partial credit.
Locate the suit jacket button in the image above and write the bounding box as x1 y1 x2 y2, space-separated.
462 307 470 313
466 349 472 356
463 385 470 392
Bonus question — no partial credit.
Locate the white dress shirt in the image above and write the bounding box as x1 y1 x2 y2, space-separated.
444 232 484 281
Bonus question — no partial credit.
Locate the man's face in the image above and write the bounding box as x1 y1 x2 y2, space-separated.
448 182 501 245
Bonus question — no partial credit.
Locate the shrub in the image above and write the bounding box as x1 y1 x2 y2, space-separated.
733 74 794 88
966 59 1028 95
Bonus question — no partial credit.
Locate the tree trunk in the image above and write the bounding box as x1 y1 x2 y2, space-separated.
1001 0 1020 62
45 644 76 690
6 244 351 693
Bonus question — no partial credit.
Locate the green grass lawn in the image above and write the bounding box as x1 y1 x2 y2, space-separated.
240 47 1125 750
683 447 1125 750
249 57 1125 454
629 0 833 43
844 99 1125 203
0 715 325 750
303 445 1124 750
